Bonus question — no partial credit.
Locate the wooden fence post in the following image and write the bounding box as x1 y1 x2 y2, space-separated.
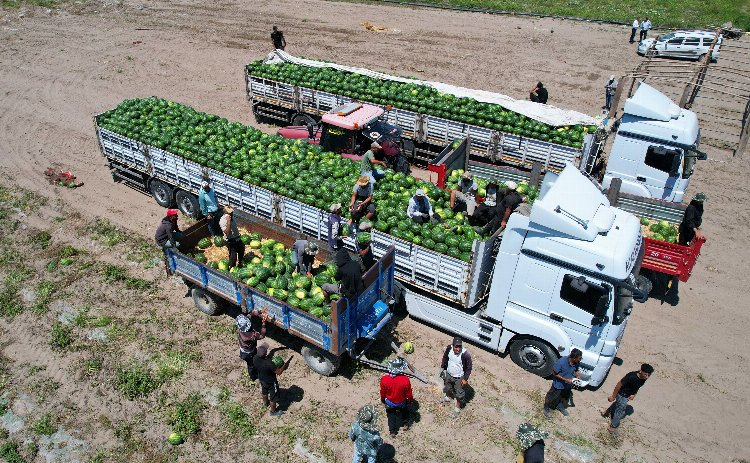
607 178 622 207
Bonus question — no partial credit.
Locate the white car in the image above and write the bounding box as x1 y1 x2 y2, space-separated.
638 30 722 61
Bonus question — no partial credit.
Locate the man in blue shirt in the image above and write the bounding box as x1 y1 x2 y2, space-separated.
198 181 221 236
543 348 581 418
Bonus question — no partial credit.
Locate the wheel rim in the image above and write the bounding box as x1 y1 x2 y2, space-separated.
154 184 169 203
308 350 331 370
518 344 547 369
179 194 196 216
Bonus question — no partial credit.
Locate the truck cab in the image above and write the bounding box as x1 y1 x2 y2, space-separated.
277 102 402 159
602 83 706 202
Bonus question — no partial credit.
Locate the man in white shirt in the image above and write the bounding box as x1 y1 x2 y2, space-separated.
630 18 640 43
640 18 652 42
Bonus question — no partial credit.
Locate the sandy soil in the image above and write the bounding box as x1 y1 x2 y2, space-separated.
1 0 749 461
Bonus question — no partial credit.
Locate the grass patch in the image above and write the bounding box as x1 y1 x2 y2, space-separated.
387 0 747 29
28 230 51 250
72 305 112 328
49 322 73 350
217 392 255 438
124 277 153 291
88 450 107 463
116 362 160 400
58 245 80 258
155 350 201 382
31 280 56 314
1 0 58 8
0 267 34 318
30 413 57 436
86 218 128 247
27 377 60 402
101 264 128 283
166 392 206 435
0 441 27 463
125 238 162 268
0 186 47 212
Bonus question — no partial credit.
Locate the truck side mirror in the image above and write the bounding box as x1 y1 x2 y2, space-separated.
669 153 682 177
697 151 708 160
591 294 610 326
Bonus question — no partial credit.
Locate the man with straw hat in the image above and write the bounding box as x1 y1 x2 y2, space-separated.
219 205 245 270
379 357 413 437
516 422 548 463
349 175 376 230
349 404 383 463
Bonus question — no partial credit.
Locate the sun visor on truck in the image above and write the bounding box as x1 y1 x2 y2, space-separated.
529 164 614 241
624 82 681 122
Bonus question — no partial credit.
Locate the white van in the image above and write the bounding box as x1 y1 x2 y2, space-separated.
638 30 722 61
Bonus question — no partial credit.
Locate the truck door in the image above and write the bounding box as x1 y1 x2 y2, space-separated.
638 145 682 200
548 273 612 357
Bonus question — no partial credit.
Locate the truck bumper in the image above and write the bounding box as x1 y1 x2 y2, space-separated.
588 354 616 387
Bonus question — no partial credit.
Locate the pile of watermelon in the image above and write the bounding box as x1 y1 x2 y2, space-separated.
444 170 540 205
192 232 337 321
247 61 597 149
640 218 679 244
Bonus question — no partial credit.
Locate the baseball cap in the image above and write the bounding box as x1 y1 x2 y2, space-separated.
452 336 462 347
166 209 179 217
693 192 708 202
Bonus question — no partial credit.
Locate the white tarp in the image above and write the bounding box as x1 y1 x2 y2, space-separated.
265 51 597 128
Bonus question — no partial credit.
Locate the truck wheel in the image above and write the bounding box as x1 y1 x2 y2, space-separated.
192 287 223 316
175 190 202 219
291 113 315 126
301 345 341 376
150 179 174 208
509 338 558 378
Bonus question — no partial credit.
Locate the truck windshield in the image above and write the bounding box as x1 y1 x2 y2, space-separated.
320 126 354 153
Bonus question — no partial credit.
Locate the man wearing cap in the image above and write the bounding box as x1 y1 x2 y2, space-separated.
236 309 268 382
292 238 319 277
356 221 375 273
604 75 618 111
198 180 221 237
219 205 245 270
516 422 548 463
349 404 383 463
379 357 414 437
407 189 439 224
440 336 473 417
322 245 365 301
361 142 387 183
328 203 344 250
543 348 581 418
253 342 291 417
450 172 479 217
154 209 182 250
349 176 376 229
666 192 707 304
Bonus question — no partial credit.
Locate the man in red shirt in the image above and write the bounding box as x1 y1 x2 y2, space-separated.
379 357 413 437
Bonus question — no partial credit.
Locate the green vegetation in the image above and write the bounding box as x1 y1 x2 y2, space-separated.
58 245 79 258
0 267 33 318
1 0 58 8
28 230 51 250
155 350 201 382
31 280 56 314
49 322 73 350
115 363 160 400
217 391 255 438
166 393 206 435
395 0 748 29
0 441 27 463
31 413 57 436
86 218 128 247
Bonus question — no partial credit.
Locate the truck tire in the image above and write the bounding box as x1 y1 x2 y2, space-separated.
291 113 315 126
301 345 341 376
509 338 558 378
150 179 174 208
191 287 223 316
175 190 202 219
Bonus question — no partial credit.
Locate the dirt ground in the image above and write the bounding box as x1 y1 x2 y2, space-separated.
0 0 749 461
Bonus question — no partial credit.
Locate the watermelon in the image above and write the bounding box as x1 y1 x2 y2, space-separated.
275 289 288 301
294 289 307 300
59 257 73 266
193 253 207 263
402 341 414 354
248 240 262 249
167 433 184 445
287 295 301 307
311 292 326 305
272 355 284 368
213 236 225 247
240 234 252 244
197 237 212 249
250 232 261 241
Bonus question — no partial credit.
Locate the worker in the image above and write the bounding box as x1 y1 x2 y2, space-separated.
327 203 344 250
379 357 413 437
529 82 548 104
236 309 268 382
198 180 221 237
604 75 618 111
322 244 365 301
449 172 479 217
219 205 245 269
356 222 375 273
480 181 521 235
349 404 383 463
292 239 319 277
253 342 292 417
361 142 387 183
470 181 503 227
154 209 182 250
665 192 707 305
516 423 548 463
349 176 376 231
271 26 286 50
407 189 440 223
440 336 473 417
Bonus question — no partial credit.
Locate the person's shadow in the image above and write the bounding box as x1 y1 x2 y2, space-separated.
377 443 397 463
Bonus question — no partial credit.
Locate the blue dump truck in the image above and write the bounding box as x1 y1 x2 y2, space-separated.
164 210 397 376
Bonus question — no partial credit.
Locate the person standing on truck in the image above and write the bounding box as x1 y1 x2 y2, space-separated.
665 192 707 304
379 357 413 437
349 176 376 231
253 342 291 417
328 203 344 250
470 181 502 227
198 181 221 237
604 75 618 111
440 336 473 417
271 26 286 50
407 189 439 224
640 18 652 41
516 422 548 463
349 404 383 463
543 348 582 418
154 209 182 250
478 181 521 236
450 172 479 217
219 206 245 270
361 142 387 183
322 244 365 301
630 18 640 43
529 83 548 104
601 364 654 438
292 239 318 277
356 222 376 273
236 310 268 382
